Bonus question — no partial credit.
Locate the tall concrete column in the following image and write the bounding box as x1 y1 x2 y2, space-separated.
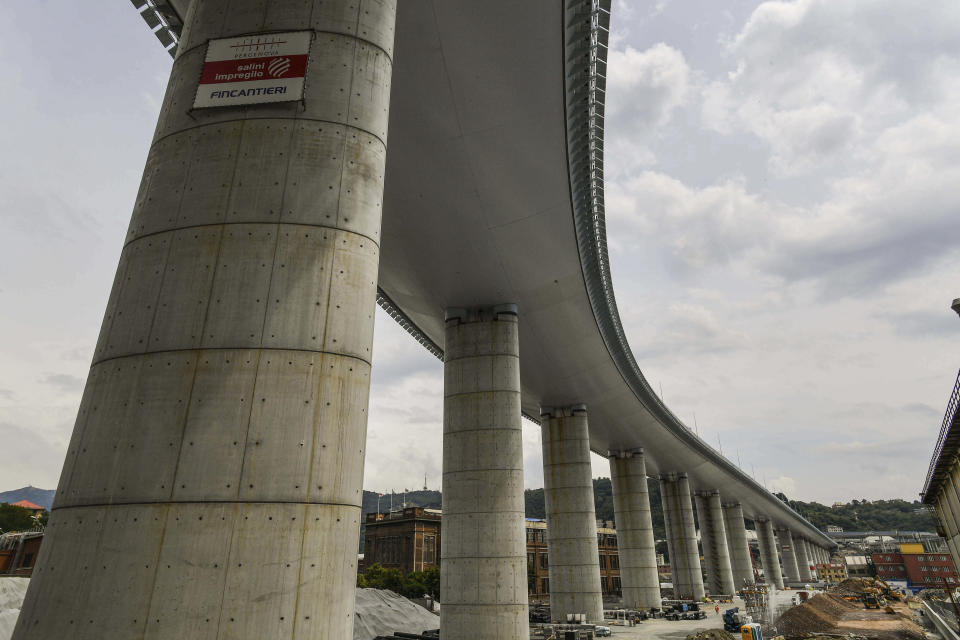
609 449 661 610
660 473 704 600
694 491 735 596
722 502 754 588
795 538 812 581
778 529 800 584
542 406 603 622
659 477 687 598
441 306 528 637
756 518 783 590
15 3 395 639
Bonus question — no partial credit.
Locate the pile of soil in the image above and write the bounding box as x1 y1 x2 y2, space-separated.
773 593 860 637
685 631 735 640
836 578 871 594
773 599 838 636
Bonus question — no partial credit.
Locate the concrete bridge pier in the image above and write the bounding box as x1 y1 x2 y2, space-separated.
608 449 661 610
722 502 755 588
541 406 604 623
660 473 704 600
795 538 813 581
778 529 801 584
14 1 396 639
757 518 784 590
659 476 686 598
441 305 528 638
694 490 735 596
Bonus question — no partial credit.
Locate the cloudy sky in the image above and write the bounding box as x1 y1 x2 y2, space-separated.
1 1 958 505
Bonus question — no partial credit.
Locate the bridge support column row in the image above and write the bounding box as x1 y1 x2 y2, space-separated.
757 518 784 590
722 502 755 588
15 2 398 639
441 306 528 637
694 491 735 596
609 449 661 610
778 528 801 584
660 473 704 600
542 406 603 622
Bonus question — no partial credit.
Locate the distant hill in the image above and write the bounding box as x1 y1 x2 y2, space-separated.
0 487 55 510
2 485 933 536
773 492 935 532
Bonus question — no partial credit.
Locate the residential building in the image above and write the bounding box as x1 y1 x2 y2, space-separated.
0 531 44 576
843 555 872 578
10 500 44 516
872 543 960 592
526 518 622 602
816 562 847 585
362 507 441 575
362 509 625 601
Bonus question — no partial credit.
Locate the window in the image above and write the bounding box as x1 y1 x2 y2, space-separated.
919 556 925 562
922 566 929 572
612 576 621 594
885 556 892 561
528 553 535 568
611 554 619 569
527 529 535 543
949 577 956 583
540 577 550 594
934 566 940 572
540 553 549 569
942 556 949 562
599 554 606 569
424 535 436 564
22 553 34 567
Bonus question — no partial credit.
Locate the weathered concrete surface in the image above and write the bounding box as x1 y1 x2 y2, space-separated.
722 502 755 588
440 306 527 638
695 490 735 596
609 449 661 610
757 518 784 590
795 537 813 581
13 2 396 638
660 473 704 600
778 528 801 584
659 476 685 598
542 407 603 623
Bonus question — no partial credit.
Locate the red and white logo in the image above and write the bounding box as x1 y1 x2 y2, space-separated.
194 31 312 109
268 57 292 78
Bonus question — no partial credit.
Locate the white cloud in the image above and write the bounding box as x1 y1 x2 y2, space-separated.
769 476 797 496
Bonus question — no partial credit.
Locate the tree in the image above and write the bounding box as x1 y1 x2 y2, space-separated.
0 503 36 533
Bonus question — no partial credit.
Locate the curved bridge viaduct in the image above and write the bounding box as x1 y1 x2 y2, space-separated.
13 1 836 638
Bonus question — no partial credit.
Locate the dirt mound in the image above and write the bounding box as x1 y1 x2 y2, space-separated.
773 592 861 636
773 600 837 636
814 592 860 616
686 631 735 640
836 578 871 594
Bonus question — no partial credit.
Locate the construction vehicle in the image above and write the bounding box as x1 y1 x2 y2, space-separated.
723 607 752 633
863 593 882 609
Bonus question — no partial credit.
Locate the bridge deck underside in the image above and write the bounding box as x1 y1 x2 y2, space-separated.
377 0 828 544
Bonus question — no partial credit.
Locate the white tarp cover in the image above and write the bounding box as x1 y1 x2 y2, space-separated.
0 581 438 640
354 588 439 640
0 577 29 640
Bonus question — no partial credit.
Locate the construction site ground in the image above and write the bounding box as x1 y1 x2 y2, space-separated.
595 596 751 639
772 580 925 640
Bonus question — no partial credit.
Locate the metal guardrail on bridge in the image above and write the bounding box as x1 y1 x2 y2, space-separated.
922 368 960 498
